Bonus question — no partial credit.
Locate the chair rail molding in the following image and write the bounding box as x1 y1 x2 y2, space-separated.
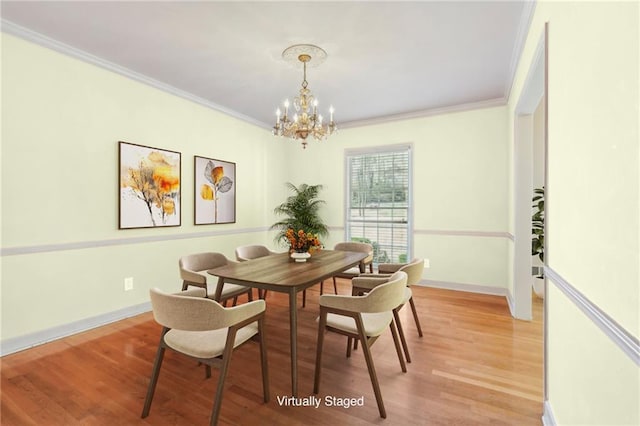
546 267 640 366
1 226 270 256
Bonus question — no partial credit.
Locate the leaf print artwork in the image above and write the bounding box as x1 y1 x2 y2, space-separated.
194 156 236 225
202 160 234 223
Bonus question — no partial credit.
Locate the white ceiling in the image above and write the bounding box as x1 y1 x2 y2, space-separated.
1 1 534 129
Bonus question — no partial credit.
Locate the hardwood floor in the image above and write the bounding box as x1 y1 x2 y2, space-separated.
1 282 543 425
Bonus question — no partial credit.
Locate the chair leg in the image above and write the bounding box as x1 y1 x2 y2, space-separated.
232 296 238 306
302 290 306 308
320 281 324 295
389 321 407 373
313 311 328 394
333 279 338 294
141 340 167 418
258 317 270 403
409 296 423 337
393 308 411 363
247 290 253 302
205 365 212 378
356 321 386 418
210 329 237 426
346 337 353 358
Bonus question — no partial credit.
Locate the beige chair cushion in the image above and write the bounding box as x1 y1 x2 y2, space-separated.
164 322 259 359
325 312 393 337
195 270 251 299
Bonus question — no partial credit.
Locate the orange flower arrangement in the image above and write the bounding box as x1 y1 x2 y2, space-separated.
286 228 322 253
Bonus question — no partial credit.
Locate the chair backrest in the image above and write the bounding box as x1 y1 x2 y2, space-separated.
235 245 273 262
399 258 424 286
179 252 229 283
334 241 373 255
320 271 407 314
150 288 266 331
334 241 374 266
362 271 407 312
150 288 227 331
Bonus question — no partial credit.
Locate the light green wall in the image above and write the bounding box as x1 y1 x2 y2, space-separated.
548 284 639 425
509 1 639 424
286 106 510 290
1 33 286 340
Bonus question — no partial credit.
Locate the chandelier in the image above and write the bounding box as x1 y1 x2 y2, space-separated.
272 44 337 149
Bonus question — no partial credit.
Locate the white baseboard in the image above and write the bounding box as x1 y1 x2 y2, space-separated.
542 400 557 426
419 279 508 297
0 301 151 356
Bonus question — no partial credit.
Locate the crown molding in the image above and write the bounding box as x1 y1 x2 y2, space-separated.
1 19 271 129
338 97 507 130
504 0 537 101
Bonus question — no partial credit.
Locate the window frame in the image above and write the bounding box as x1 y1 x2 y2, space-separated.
343 143 414 266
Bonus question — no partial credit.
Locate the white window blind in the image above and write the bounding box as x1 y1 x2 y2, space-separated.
345 146 412 265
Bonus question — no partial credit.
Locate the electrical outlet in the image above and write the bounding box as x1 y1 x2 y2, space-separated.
424 259 430 268
124 277 134 291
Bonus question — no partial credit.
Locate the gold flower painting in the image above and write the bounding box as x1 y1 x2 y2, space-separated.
195 156 235 225
119 141 181 228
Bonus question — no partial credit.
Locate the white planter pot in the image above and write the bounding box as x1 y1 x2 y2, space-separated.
532 278 545 299
291 252 311 262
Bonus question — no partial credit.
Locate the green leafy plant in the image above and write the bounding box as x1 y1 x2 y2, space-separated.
270 183 329 247
532 187 545 269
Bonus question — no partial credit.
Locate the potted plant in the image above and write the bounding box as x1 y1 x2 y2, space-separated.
531 186 545 297
270 183 329 250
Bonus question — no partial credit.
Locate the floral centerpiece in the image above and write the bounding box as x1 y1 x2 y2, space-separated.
286 228 321 260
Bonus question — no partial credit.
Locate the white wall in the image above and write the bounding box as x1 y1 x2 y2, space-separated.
509 1 639 424
1 33 286 343
286 106 511 294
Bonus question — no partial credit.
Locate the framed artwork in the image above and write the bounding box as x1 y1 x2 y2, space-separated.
119 141 181 229
194 155 236 225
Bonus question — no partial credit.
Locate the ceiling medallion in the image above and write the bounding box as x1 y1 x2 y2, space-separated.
272 44 337 149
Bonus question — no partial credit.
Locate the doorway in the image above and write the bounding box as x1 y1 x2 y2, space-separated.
513 23 548 404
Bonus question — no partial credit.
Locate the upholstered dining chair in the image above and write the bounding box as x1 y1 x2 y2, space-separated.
179 252 253 305
142 288 269 426
314 271 408 419
234 244 278 299
331 241 374 292
351 258 425 363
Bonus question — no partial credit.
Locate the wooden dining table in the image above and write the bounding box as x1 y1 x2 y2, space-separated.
207 249 368 396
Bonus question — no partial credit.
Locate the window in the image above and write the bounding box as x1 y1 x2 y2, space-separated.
345 145 412 266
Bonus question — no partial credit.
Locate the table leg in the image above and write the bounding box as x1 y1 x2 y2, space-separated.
214 277 224 301
289 288 298 397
